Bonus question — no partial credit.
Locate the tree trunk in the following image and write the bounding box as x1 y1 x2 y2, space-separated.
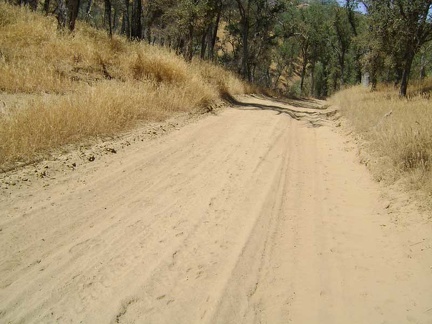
339 51 345 88
236 1 251 81
299 37 309 94
420 54 427 80
273 64 286 90
242 19 250 81
29 0 37 11
300 60 306 93
121 0 130 38
43 0 50 15
113 6 119 32
200 28 208 60
84 0 92 21
184 22 194 62
131 0 142 40
399 52 414 97
310 61 315 97
146 22 152 44
56 0 67 30
370 72 377 91
104 0 112 37
209 9 221 61
67 0 80 31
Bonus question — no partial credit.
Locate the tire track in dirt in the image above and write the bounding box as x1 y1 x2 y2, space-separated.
1 96 431 324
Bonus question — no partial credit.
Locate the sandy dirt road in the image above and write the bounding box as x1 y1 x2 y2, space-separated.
1 96 431 324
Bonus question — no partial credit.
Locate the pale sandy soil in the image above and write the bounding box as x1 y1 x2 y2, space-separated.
0 96 431 323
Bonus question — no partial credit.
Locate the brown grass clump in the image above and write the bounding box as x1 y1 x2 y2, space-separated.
330 80 432 196
0 3 247 169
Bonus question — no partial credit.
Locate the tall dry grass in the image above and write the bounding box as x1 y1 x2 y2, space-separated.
330 81 432 197
0 3 247 169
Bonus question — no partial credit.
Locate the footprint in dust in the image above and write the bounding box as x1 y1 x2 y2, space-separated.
196 270 204 279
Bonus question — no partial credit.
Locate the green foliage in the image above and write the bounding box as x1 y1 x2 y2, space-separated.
7 0 432 97
362 0 432 95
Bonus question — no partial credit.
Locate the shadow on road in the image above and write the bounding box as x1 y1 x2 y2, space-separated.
222 93 329 124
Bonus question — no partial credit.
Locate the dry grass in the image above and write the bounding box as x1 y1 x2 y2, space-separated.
330 80 432 197
0 3 247 169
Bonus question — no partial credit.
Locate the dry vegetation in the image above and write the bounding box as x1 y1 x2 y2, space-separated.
330 81 432 198
0 3 247 170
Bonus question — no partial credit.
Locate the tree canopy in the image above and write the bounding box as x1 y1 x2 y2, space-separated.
7 0 432 97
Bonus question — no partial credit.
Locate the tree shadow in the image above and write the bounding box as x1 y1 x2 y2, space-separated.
221 93 325 121
267 96 328 110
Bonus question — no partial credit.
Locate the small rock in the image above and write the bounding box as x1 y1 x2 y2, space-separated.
106 148 117 154
88 155 95 162
72 162 77 167
382 201 391 209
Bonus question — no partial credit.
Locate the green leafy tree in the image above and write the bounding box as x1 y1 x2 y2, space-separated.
363 0 432 96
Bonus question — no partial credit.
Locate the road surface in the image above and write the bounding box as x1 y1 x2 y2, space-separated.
1 96 431 323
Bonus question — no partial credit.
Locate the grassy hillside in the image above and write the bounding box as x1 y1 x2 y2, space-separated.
330 82 432 199
0 3 247 170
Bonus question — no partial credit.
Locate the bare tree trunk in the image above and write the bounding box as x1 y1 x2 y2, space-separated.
67 0 80 31
300 60 307 93
241 18 250 81
29 0 37 10
56 0 67 30
339 51 345 88
146 23 152 44
121 0 130 38
400 52 414 97
113 6 120 32
420 53 427 80
370 73 377 91
85 0 92 21
43 0 50 15
300 40 309 93
273 64 286 90
185 23 194 61
200 32 207 60
104 0 112 37
236 0 251 81
209 5 221 61
19 0 37 10
131 0 142 39
200 26 210 60
310 61 315 97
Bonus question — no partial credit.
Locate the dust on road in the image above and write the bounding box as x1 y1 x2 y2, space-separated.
1 96 431 323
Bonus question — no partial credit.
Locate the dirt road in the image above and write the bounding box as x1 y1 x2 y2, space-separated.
1 96 431 323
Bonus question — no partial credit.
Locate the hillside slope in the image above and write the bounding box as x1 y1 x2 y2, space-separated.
0 3 247 171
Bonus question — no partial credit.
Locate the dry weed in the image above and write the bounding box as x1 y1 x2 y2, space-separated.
330 81 432 196
0 3 247 169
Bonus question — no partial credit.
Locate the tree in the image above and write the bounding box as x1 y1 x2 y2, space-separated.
130 0 142 39
332 6 352 87
54 0 80 31
233 0 285 82
104 0 113 37
364 0 432 96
